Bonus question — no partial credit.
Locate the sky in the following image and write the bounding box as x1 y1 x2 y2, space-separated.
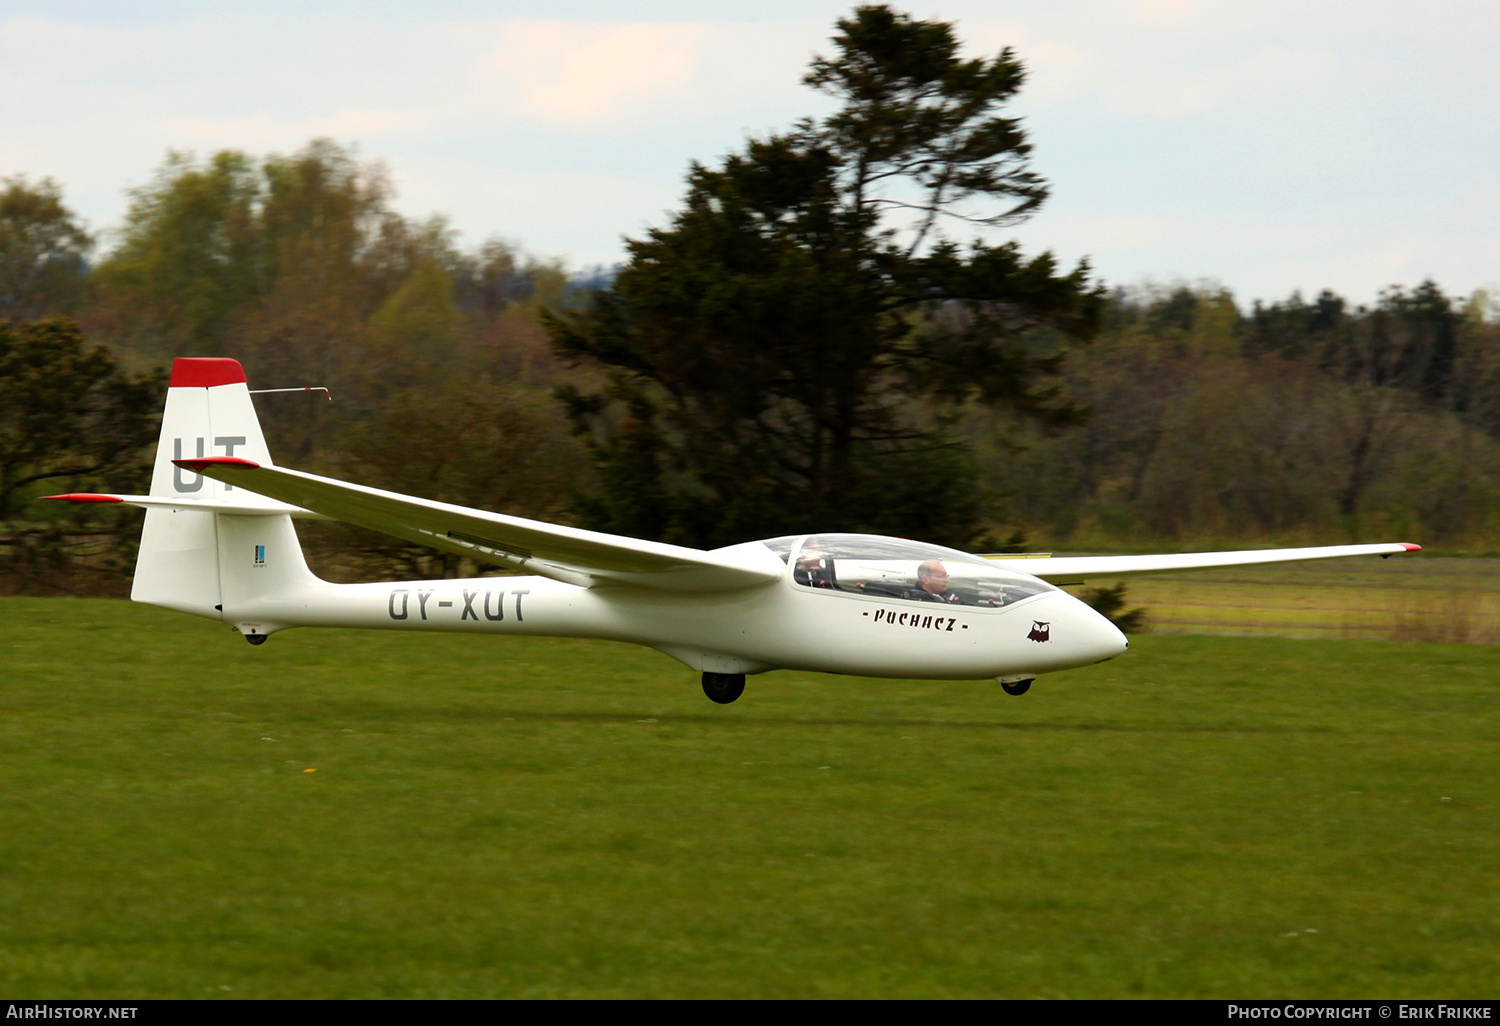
2 0 1497 307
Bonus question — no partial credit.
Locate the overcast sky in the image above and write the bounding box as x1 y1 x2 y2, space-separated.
3 0 1497 306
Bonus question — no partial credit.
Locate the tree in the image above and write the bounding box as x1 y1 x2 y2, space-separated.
1327 281 1460 402
91 141 415 357
1247 289 1346 359
0 320 163 590
0 177 92 322
0 320 162 519
549 5 1101 549
91 150 265 355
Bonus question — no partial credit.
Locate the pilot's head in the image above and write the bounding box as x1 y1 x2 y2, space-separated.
917 560 950 596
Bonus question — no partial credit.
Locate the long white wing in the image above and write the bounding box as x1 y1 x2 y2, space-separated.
992 543 1420 583
175 457 782 592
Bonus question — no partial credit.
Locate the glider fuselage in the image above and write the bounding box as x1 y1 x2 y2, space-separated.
231 559 1127 680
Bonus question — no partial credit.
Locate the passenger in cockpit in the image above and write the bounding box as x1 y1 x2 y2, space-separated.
794 539 839 589
904 560 962 604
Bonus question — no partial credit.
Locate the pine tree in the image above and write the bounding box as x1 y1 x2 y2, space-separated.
549 5 1101 548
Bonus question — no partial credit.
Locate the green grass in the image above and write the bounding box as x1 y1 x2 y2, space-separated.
2 596 1498 998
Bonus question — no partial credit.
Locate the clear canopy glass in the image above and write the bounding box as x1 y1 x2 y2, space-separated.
759 536 801 564
762 533 1055 608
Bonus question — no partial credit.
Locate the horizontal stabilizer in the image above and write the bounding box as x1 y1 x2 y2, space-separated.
997 543 1421 582
43 492 330 518
173 457 782 592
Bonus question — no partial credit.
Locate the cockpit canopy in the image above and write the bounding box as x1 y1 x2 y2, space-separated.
760 533 1055 609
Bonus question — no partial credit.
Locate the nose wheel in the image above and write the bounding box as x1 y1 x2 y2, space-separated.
1000 678 1033 696
702 672 745 704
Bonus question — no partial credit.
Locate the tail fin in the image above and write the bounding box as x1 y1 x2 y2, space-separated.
132 358 317 632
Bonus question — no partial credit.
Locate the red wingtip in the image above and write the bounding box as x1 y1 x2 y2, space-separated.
169 358 247 388
42 493 123 503
1402 543 1422 551
173 456 262 471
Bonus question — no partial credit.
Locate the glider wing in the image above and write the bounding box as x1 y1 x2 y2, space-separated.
174 457 781 592
993 543 1421 583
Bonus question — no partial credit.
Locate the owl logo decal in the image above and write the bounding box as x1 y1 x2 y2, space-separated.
1027 621 1051 642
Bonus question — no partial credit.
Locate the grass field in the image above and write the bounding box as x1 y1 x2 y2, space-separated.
2 593 1498 998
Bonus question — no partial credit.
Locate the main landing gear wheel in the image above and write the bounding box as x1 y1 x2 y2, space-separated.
1001 679 1033 696
702 672 746 704
244 633 267 646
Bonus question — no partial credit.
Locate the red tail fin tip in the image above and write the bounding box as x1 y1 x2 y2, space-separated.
169 358 246 388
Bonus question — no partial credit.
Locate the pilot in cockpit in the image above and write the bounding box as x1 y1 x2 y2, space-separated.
904 560 962 604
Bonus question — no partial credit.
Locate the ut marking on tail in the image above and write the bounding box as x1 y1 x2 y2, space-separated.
173 436 248 492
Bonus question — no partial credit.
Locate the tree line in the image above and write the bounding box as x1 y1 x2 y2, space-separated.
979 281 1500 550
3 5 1498 597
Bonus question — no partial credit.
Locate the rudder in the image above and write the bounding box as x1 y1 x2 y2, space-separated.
131 358 288 620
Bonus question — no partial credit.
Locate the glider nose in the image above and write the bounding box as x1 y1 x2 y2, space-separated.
1007 591 1128 674
1067 596 1129 664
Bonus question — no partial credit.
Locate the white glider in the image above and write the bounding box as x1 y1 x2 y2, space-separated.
48 359 1419 703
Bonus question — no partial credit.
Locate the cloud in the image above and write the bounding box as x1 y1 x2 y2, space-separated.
162 110 424 150
966 8 1337 119
1100 46 1336 119
1 1 1497 298
1128 0 1213 26
1015 211 1500 305
473 21 712 129
387 155 686 264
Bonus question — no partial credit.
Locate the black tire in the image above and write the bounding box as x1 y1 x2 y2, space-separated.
245 633 267 646
1001 678 1033 696
702 672 746 704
